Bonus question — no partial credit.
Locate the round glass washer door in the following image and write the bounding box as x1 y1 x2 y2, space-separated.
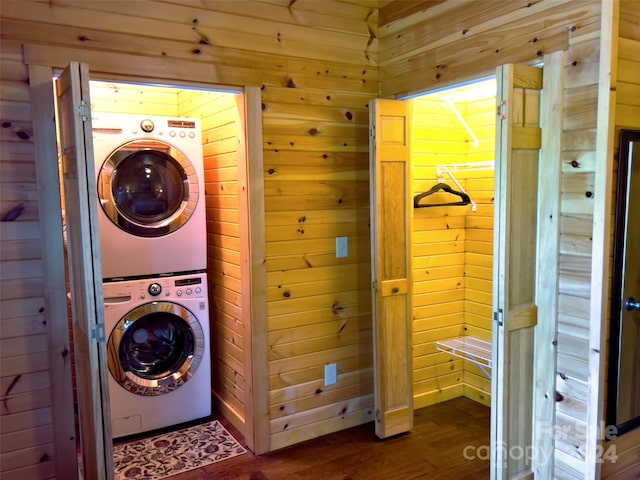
97 139 199 237
107 301 205 396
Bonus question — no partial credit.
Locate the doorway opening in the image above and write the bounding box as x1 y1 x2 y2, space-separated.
55 77 253 456
407 77 497 414
389 77 499 468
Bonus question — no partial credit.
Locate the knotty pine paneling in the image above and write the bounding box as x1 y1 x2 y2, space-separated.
0 40 57 480
411 98 467 408
554 19 604 480
90 81 180 116
379 0 598 98
187 91 248 431
410 90 495 409
2 1 376 66
0 0 625 475
262 74 373 446
461 96 496 408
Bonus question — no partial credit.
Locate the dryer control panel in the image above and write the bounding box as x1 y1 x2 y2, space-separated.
92 113 202 146
103 273 207 306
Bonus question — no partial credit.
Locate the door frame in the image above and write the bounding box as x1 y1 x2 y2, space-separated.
26 47 269 476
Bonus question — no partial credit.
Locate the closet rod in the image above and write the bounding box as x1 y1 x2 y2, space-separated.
434 161 495 213
445 99 479 147
436 160 495 174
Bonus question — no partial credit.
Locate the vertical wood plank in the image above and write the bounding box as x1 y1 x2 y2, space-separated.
587 0 618 477
532 49 565 479
245 85 269 454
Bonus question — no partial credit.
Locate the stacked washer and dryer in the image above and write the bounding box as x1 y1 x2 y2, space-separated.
92 113 211 439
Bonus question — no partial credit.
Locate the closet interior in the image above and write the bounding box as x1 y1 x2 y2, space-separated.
409 78 497 410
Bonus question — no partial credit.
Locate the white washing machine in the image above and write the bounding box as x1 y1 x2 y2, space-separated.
104 272 211 439
92 113 206 279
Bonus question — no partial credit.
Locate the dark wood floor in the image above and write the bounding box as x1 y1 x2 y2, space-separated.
168 397 490 480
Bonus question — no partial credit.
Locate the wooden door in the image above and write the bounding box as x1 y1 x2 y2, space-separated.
491 64 543 480
369 99 413 438
56 62 113 480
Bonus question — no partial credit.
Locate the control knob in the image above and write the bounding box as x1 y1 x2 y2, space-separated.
148 283 162 296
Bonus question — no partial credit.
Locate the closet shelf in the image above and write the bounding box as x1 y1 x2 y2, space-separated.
436 336 492 379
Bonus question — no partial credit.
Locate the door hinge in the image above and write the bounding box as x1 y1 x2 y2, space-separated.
372 279 378 291
493 309 504 327
92 323 106 343
370 125 375 140
375 409 381 423
77 101 89 121
497 100 507 120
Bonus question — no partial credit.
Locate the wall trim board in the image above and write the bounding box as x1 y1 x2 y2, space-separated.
587 0 618 478
21 43 257 88
532 49 565 479
244 85 269 455
22 44 247 93
212 390 245 436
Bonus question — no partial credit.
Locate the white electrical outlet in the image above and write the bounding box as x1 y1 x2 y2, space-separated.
324 363 337 386
336 236 348 258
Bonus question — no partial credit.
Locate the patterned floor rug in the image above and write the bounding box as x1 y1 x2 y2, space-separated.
113 420 247 480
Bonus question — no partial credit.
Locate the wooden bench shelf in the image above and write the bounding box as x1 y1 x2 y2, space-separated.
436 336 492 379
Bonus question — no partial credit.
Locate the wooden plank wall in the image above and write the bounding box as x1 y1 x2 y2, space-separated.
0 0 378 473
378 1 602 478
180 90 248 432
1 0 627 476
461 96 496 406
411 92 495 410
90 82 180 116
554 5 608 478
412 98 467 408
264 78 375 449
601 1 640 478
0 41 57 480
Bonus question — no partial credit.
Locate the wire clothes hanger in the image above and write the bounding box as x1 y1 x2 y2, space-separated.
413 182 471 208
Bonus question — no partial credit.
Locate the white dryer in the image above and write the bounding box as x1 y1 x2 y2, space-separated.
92 113 206 279
104 272 211 439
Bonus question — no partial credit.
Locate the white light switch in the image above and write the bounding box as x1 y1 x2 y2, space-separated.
336 236 348 258
324 363 337 386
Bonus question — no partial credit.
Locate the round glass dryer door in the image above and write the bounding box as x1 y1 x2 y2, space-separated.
98 139 199 237
107 301 205 396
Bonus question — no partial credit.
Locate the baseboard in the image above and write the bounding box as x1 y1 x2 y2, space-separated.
463 384 491 407
413 384 464 410
269 407 374 452
212 391 245 438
